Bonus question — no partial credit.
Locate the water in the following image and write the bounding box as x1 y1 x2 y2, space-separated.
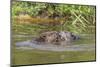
16 40 95 51
12 34 96 65
15 34 95 51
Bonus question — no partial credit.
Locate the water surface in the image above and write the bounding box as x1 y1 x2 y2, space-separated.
12 34 96 65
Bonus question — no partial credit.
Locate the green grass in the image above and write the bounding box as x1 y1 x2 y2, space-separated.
12 1 96 34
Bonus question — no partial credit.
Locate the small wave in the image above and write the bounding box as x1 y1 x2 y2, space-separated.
16 40 95 51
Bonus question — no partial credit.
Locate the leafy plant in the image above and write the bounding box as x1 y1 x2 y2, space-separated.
12 1 96 34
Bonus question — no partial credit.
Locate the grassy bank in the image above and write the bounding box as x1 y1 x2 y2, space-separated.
12 1 96 34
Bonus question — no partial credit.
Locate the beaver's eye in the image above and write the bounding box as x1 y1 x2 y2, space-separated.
43 36 46 37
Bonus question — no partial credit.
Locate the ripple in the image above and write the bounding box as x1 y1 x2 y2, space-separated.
15 40 95 52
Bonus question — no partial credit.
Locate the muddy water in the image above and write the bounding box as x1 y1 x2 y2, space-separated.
12 34 96 65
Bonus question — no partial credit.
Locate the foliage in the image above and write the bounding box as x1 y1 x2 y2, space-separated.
12 1 96 34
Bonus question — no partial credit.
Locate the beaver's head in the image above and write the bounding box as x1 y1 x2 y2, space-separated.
39 31 58 43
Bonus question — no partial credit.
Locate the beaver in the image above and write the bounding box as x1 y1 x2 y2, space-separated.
33 31 80 45
34 31 58 43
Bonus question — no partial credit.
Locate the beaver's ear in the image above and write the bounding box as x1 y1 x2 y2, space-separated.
70 33 76 40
